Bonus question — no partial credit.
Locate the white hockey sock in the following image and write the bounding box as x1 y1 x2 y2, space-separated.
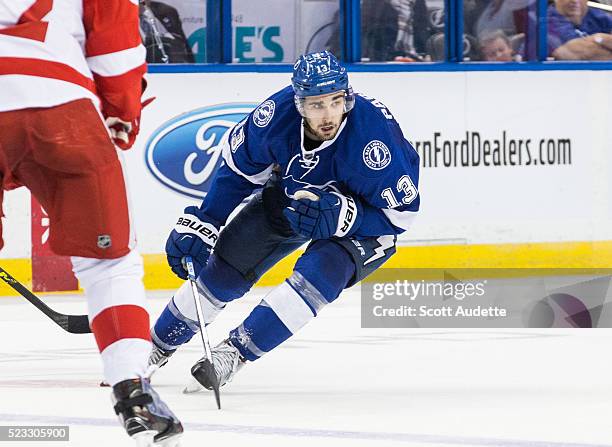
72 250 151 386
171 279 225 326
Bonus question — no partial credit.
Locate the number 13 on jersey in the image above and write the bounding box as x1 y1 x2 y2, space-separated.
381 175 418 208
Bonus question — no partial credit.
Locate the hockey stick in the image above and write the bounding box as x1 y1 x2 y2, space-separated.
184 256 221 409
0 266 91 334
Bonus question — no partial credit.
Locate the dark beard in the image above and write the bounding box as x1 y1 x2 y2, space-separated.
304 115 345 141
303 120 326 141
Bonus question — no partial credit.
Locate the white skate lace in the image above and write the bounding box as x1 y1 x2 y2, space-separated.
212 341 243 386
182 341 245 394
148 346 172 368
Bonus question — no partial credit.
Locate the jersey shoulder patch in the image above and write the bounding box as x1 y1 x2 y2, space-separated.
251 86 295 130
362 140 392 171
252 99 276 128
342 102 398 176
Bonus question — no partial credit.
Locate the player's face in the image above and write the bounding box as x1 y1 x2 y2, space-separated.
302 92 345 141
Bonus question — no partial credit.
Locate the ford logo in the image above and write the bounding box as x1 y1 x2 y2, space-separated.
145 103 257 198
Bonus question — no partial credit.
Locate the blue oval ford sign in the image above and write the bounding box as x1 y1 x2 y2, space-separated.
145 103 257 199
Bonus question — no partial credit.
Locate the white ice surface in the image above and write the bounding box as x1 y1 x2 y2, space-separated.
0 288 611 447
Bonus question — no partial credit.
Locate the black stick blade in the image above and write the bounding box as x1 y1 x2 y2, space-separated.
191 358 222 409
67 315 92 334
0 267 91 334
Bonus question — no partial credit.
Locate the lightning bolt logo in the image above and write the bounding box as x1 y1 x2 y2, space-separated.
364 235 396 265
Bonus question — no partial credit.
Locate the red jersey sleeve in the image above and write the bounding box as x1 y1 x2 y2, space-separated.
83 0 147 121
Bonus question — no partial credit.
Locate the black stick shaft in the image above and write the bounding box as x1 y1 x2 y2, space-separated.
0 267 91 334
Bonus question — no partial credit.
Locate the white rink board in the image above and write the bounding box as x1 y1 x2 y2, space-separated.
1 70 611 259
128 70 612 253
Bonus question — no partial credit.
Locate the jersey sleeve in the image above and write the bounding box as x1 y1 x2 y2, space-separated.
199 107 278 224
345 123 421 238
221 112 276 185
83 0 147 120
199 161 261 226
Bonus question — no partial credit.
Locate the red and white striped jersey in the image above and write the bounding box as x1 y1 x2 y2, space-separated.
0 0 146 119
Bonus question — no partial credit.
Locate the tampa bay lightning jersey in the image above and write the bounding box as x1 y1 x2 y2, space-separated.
201 86 420 237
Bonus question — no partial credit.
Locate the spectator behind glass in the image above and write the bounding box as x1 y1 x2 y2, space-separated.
358 0 433 62
139 0 195 63
479 29 520 60
359 0 399 61
548 0 612 59
474 0 536 37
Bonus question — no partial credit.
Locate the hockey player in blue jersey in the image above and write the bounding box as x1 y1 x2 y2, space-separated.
149 51 420 392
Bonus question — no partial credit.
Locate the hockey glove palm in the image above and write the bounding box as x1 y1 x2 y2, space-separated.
104 97 154 150
165 206 220 279
105 116 139 150
283 190 363 240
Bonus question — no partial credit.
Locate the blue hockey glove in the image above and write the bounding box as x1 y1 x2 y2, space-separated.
283 189 363 240
165 206 220 279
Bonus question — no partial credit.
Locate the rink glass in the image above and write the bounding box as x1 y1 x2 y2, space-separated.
231 0 339 63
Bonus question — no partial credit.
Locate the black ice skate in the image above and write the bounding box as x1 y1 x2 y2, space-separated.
184 339 246 398
112 378 183 447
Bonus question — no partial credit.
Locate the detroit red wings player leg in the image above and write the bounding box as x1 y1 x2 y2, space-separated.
0 0 182 445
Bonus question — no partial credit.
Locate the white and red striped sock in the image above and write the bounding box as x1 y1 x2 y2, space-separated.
72 250 152 386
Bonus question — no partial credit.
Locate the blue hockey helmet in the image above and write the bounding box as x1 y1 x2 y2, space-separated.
291 51 354 117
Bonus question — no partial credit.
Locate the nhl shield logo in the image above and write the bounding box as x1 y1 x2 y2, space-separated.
363 140 391 170
253 100 275 128
97 235 112 249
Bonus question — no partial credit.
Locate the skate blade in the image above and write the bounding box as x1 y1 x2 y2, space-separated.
155 433 182 447
182 377 206 394
132 430 182 447
132 430 156 447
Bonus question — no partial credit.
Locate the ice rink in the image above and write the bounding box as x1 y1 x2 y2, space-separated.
0 287 611 447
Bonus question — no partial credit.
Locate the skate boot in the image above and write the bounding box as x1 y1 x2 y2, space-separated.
112 378 183 446
184 339 246 394
148 343 175 370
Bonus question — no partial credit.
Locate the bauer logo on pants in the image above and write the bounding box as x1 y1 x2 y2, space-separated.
145 103 257 199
